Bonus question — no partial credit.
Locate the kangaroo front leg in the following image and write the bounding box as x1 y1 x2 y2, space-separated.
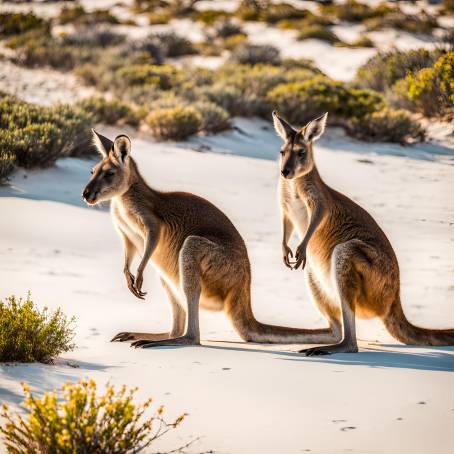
133 236 204 348
133 230 158 299
282 214 294 269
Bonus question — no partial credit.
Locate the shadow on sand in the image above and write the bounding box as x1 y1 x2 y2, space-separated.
194 342 454 373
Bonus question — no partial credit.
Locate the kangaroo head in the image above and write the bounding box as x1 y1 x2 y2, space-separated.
272 111 327 180
82 130 132 205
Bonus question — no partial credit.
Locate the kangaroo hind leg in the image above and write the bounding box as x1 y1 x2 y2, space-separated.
301 240 366 355
133 235 215 348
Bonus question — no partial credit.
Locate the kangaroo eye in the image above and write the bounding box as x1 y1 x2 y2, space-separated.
106 170 115 177
299 149 306 157
280 150 285 155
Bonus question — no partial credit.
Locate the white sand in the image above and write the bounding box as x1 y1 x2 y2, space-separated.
1 119 453 453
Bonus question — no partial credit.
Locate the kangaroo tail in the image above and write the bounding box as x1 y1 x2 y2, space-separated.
383 297 454 346
225 285 338 344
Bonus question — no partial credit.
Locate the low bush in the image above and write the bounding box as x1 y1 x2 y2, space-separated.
0 12 48 37
213 20 245 39
152 31 197 57
58 5 119 25
61 27 126 48
193 101 231 133
1 380 187 453
349 108 425 143
0 96 92 170
0 151 15 182
146 105 201 140
348 35 374 48
0 294 75 363
115 64 179 90
229 43 281 65
267 75 384 125
196 9 232 25
319 0 396 23
365 11 438 34
403 51 454 117
355 49 440 91
298 25 342 44
235 1 307 23
77 97 141 126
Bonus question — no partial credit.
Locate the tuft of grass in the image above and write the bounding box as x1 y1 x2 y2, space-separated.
146 105 201 140
1 380 188 453
58 5 120 25
319 0 396 23
0 294 75 363
364 11 438 35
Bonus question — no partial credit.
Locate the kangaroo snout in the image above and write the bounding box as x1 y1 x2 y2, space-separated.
281 168 291 178
82 186 97 204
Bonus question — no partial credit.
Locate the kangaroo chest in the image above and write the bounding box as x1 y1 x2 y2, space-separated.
281 181 308 238
111 199 145 253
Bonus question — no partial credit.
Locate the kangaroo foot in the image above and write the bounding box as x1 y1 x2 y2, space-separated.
131 336 200 348
111 332 169 342
300 342 358 356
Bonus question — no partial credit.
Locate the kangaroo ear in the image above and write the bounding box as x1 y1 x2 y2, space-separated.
304 112 328 142
92 129 113 157
272 110 295 141
112 135 131 164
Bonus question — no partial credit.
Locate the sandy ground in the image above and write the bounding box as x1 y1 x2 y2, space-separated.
1 119 453 453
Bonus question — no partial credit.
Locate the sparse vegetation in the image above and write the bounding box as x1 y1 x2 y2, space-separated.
319 0 396 23
0 294 75 363
58 5 120 25
146 105 201 140
365 11 438 35
1 380 187 453
61 27 126 48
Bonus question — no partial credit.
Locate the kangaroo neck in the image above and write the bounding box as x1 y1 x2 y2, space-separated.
292 166 327 206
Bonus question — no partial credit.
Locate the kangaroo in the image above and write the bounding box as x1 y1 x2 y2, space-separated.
82 129 340 347
273 110 454 355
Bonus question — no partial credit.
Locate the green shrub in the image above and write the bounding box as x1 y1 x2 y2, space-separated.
235 1 307 23
213 20 245 39
230 43 281 65
0 294 75 363
0 96 93 169
348 35 374 48
267 75 384 125
61 27 126 48
115 64 178 89
58 5 119 25
349 108 425 143
365 11 437 34
298 25 342 44
355 49 440 91
152 31 197 57
146 106 201 140
0 12 48 36
195 9 232 24
1 380 187 453
77 97 141 126
403 51 454 117
319 0 396 22
193 101 231 133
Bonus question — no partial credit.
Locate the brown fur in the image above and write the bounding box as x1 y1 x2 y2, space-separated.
83 130 340 347
273 111 454 355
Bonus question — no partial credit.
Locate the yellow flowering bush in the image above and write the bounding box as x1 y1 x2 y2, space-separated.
1 380 187 453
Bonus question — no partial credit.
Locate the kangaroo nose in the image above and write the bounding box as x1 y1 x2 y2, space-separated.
82 188 90 200
281 168 290 177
